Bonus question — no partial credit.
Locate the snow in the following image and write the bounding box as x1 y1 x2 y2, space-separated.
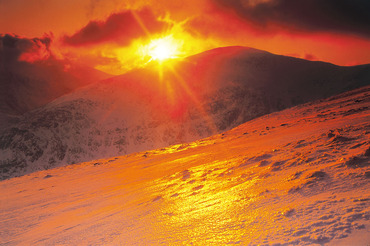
1 46 370 180
1 85 369 245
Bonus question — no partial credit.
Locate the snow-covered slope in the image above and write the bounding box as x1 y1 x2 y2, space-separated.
1 46 370 179
1 86 369 245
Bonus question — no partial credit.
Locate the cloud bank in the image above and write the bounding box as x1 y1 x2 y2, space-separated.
212 0 370 38
0 33 53 64
63 8 169 46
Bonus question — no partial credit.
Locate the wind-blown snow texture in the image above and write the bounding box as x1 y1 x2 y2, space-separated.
1 86 369 245
1 47 370 179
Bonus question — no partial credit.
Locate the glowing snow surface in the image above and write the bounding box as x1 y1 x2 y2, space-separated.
1 86 370 245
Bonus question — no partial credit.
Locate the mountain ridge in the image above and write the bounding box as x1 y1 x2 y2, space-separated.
1 46 369 179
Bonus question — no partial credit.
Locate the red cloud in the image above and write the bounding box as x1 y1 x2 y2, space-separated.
304 54 317 61
0 33 53 63
63 8 169 46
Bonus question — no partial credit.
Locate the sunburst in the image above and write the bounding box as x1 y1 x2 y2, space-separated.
146 35 181 62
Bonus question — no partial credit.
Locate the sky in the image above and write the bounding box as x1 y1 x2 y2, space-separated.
1 0 370 75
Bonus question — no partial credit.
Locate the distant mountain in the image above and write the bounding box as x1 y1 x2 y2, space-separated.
1 46 370 179
0 59 111 115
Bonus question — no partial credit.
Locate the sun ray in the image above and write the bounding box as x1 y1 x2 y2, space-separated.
146 35 182 62
136 30 217 132
131 10 153 38
163 62 219 135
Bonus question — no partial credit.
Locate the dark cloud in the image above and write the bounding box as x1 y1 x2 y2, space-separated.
0 33 52 64
63 8 169 46
212 0 370 38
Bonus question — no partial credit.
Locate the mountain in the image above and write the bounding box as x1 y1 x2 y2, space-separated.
1 46 370 179
1 85 369 245
0 58 111 116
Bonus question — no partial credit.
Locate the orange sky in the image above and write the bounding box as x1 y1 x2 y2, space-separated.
1 0 369 75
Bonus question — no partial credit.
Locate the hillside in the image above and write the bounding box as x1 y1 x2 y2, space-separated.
0 47 111 116
1 46 370 179
1 85 369 245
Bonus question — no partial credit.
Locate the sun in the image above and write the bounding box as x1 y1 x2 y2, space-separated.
145 35 181 62
150 41 172 61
